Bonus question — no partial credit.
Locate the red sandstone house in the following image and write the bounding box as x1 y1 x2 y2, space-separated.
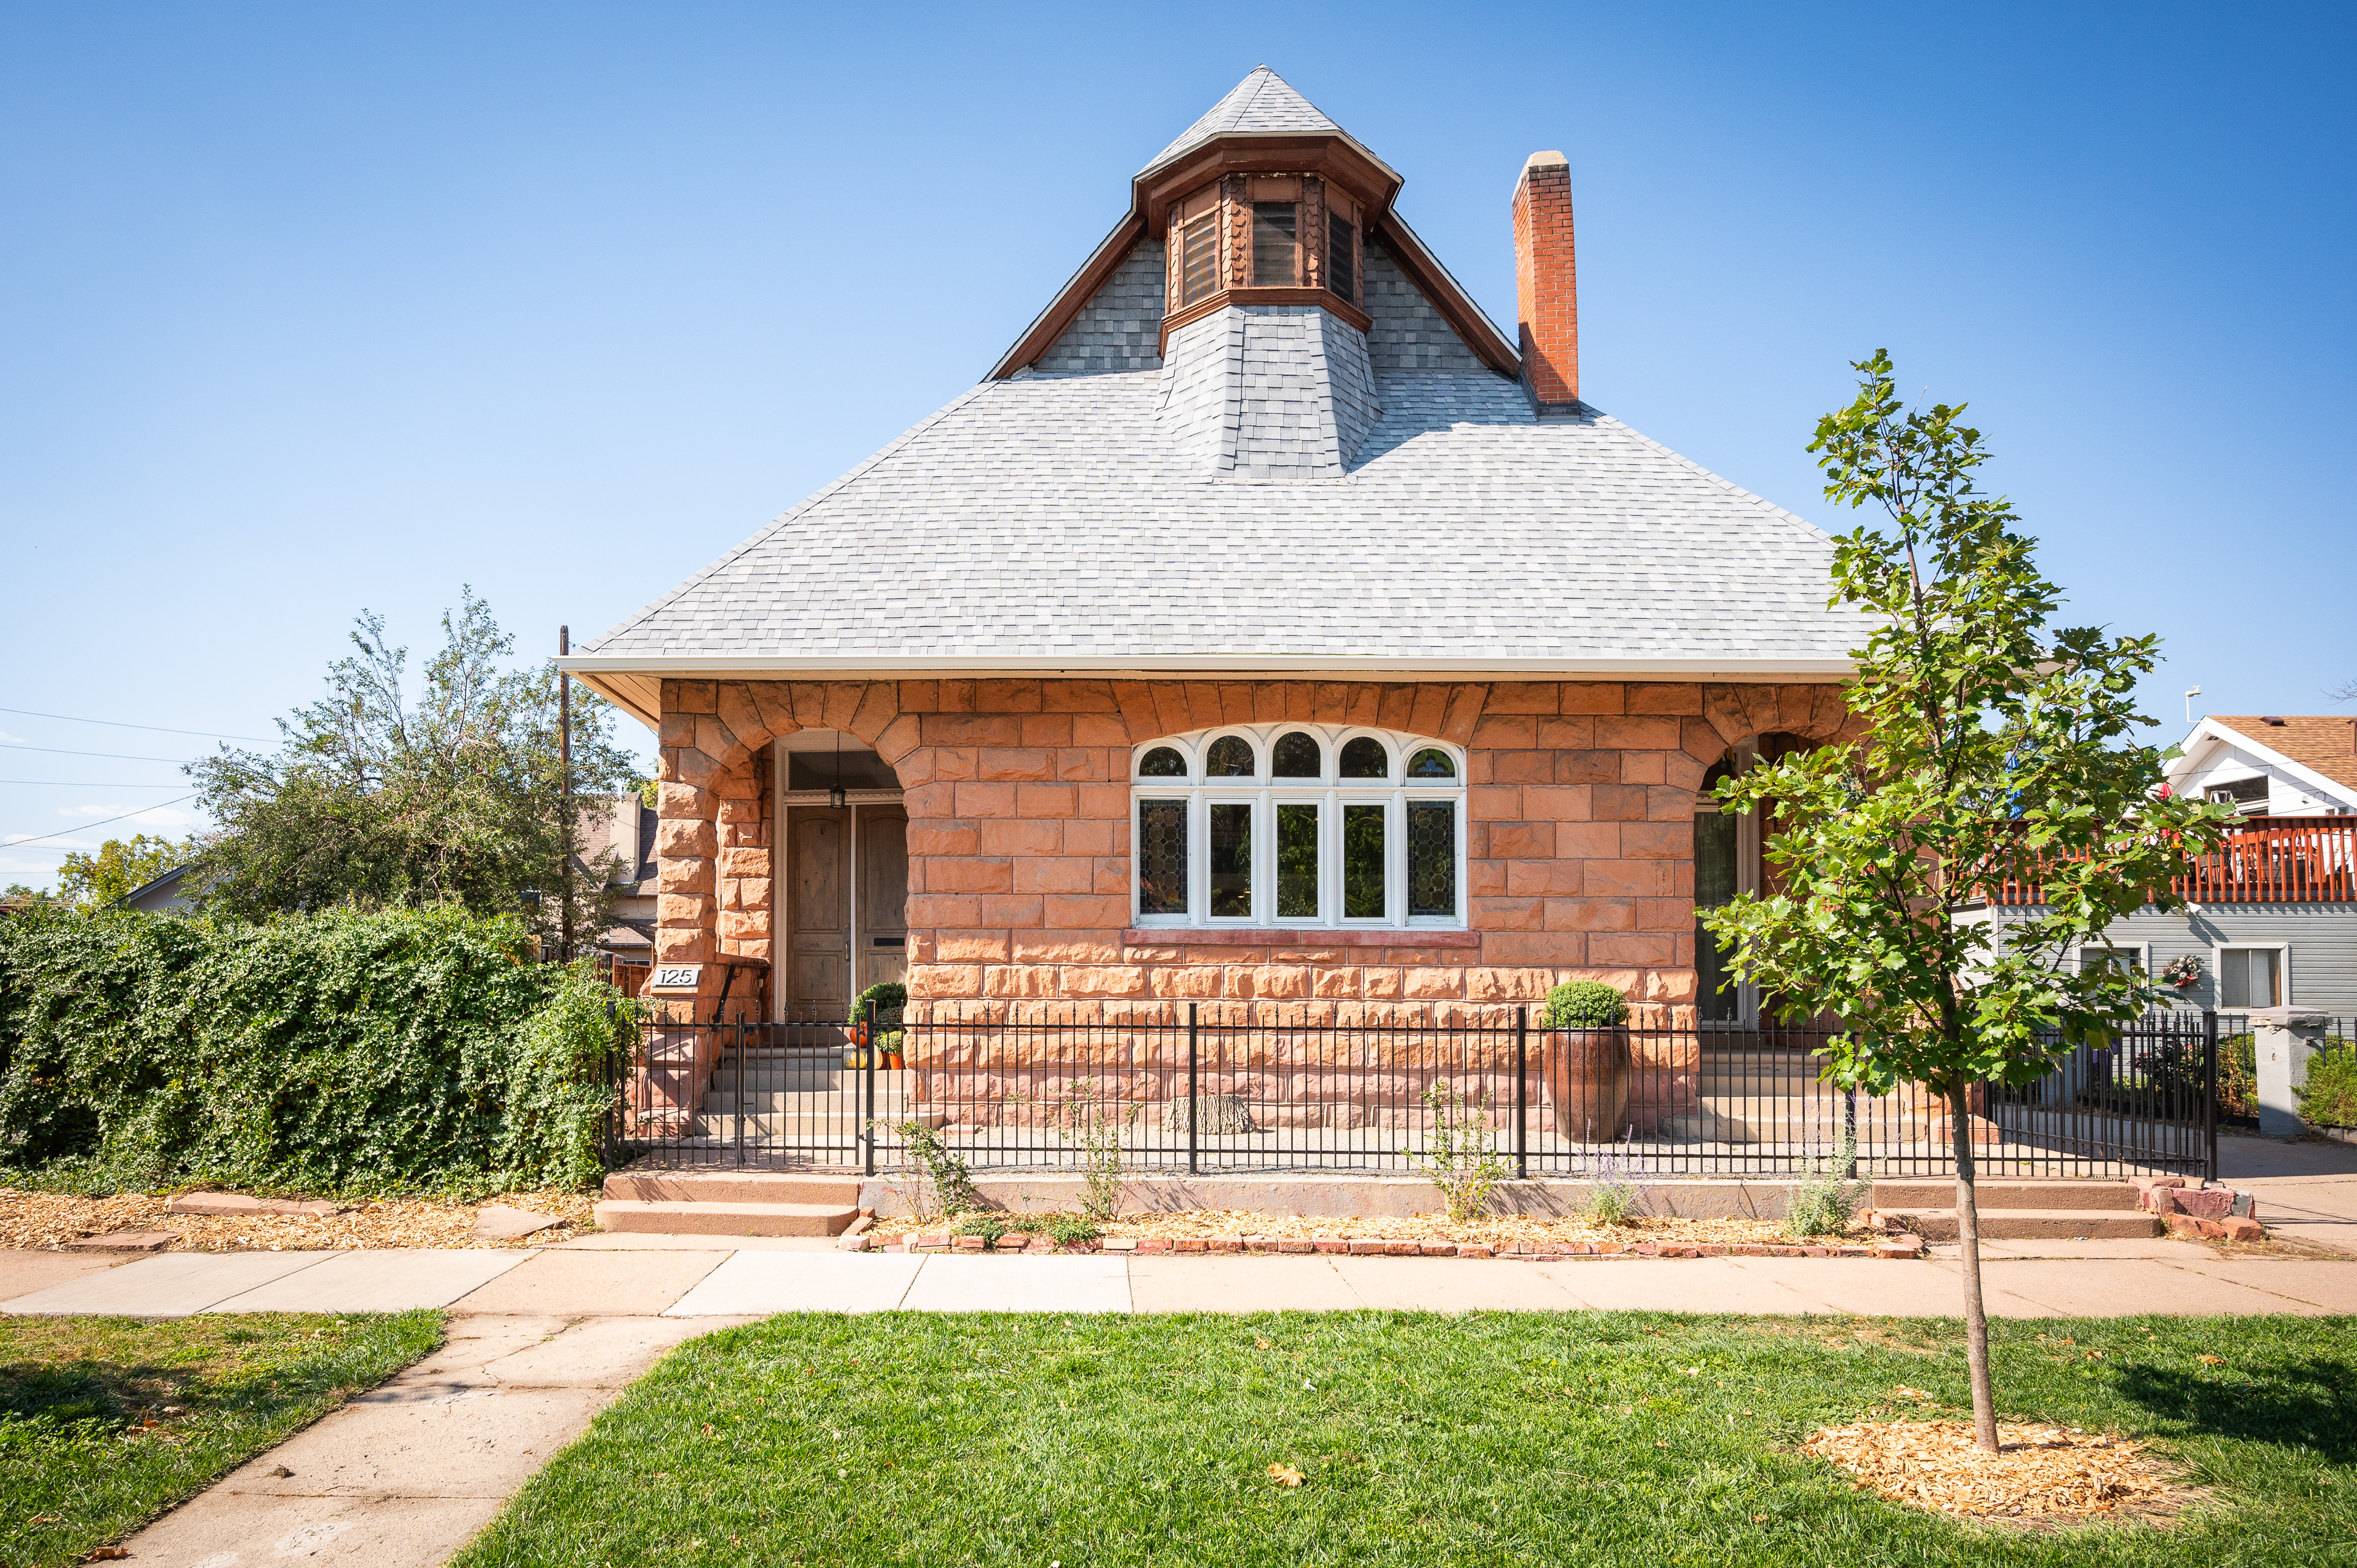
560 69 1866 1072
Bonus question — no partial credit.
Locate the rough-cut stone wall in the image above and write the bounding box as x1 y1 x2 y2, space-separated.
649 675 1859 1037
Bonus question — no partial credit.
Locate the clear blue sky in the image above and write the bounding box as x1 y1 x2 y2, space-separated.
6 3 2353 889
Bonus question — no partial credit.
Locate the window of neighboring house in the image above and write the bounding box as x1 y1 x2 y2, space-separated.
1130 724 1464 929
1181 211 1220 306
2206 775 2270 816
1251 202 1298 286
1326 213 1357 303
2078 945 2147 981
2219 946 2284 1009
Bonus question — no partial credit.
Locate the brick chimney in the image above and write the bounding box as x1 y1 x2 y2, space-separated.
1511 150 1578 409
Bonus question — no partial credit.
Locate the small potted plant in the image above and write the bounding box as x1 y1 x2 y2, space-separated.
848 982 909 1069
2160 953 2203 992
1541 981 1632 1140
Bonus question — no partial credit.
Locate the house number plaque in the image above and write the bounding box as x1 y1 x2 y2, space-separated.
649 964 703 991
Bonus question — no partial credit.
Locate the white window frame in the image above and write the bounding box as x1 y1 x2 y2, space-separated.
2075 940 2150 975
1127 722 1467 930
2212 942 2292 1011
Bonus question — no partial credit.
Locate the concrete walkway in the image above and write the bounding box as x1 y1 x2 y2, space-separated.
11 1235 2357 1322
7 1233 2355 1566
2220 1134 2357 1255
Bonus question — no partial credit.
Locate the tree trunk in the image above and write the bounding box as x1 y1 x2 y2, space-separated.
1949 1078 1999 1451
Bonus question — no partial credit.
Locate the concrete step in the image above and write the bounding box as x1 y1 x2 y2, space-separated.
603 1170 864 1205
1880 1208 2163 1242
1871 1179 2146 1212
593 1199 860 1237
704 1088 912 1113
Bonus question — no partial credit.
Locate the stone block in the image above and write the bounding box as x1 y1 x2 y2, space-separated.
929 857 1015 894
655 818 719 859
659 857 715 894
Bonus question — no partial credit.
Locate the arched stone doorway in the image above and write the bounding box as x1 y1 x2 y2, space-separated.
776 728 908 1022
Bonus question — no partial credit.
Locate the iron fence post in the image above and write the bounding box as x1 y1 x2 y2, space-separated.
2203 1008 2219 1183
1843 1088 1858 1180
1187 1002 1200 1177
864 999 879 1177
1513 1006 1528 1180
734 1017 745 1170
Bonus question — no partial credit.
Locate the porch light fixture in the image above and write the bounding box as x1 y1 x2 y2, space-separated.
829 731 847 810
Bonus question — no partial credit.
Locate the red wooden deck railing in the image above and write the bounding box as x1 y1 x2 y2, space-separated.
1989 816 2357 906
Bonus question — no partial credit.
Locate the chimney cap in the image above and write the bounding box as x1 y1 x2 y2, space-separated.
1522 149 1570 171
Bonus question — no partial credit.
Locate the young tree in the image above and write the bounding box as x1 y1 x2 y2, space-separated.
188 588 642 943
56 832 199 906
1699 352 2224 1451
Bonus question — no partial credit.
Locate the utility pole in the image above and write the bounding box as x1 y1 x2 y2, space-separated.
559 625 573 964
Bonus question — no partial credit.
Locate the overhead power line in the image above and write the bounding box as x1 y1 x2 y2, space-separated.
0 706 273 743
0 780 192 788
1 742 196 763
3 795 197 849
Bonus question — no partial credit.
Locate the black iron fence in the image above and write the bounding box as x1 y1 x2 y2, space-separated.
607 1003 2243 1181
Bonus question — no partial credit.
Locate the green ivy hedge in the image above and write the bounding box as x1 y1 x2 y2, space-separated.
0 905 635 1196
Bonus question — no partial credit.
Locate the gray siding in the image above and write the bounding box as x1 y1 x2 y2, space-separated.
1035 240 1167 375
1362 245 1485 372
1985 903 2357 1025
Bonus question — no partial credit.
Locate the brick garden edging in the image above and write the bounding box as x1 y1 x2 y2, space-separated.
846 1231 1928 1260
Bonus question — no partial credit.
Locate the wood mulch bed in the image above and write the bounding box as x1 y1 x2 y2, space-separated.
1086 1209 1873 1250
0 1187 598 1252
1804 1414 2188 1523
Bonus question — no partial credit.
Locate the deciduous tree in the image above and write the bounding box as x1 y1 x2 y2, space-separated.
1700 352 2225 1450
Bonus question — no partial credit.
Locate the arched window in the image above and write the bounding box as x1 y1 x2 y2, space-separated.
1272 731 1321 777
1339 736 1388 780
1204 735 1255 777
1131 724 1464 929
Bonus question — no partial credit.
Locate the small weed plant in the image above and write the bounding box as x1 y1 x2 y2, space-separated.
1058 1079 1134 1221
1403 1080 1507 1223
1784 1133 1863 1238
893 1119 984 1221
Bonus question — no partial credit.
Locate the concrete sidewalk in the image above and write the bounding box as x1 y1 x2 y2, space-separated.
2220 1135 2357 1255
10 1237 2357 1320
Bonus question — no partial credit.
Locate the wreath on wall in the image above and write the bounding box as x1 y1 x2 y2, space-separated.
2160 953 2204 991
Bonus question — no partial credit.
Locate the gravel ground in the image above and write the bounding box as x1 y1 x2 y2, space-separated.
0 1187 599 1252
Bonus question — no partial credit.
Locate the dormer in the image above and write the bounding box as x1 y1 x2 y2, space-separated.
1147 156 1387 350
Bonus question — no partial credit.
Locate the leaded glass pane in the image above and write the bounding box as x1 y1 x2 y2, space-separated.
1181 213 1219 305
1138 746 1186 778
1326 213 1356 303
1272 731 1320 777
1209 801 1252 918
1343 803 1385 919
1137 799 1188 916
1277 803 1318 919
1407 800 1454 918
1406 747 1455 779
1339 737 1388 780
1692 810 1738 908
1205 735 1254 777
1252 202 1296 286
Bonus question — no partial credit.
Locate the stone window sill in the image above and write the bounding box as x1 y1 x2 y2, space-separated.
1123 927 1479 949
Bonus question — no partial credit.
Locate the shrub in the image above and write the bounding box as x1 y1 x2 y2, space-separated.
1580 1147 1644 1226
2220 1033 2259 1120
1543 981 1628 1030
1784 1134 1863 1237
2297 1038 2357 1128
1402 1080 1507 1224
848 981 907 1052
0 905 633 1196
1040 1212 1102 1246
1059 1078 1133 1222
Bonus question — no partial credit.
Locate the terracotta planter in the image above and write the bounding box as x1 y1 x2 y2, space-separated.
1544 1028 1632 1141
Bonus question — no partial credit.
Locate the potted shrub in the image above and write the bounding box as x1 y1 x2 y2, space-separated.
849 982 909 1069
1541 981 1632 1141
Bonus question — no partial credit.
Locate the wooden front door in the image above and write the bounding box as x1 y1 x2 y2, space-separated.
784 801 909 1022
859 807 909 995
786 805 849 1022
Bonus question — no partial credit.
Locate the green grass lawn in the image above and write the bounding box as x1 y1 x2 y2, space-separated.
453 1312 2355 1567
0 1310 443 1568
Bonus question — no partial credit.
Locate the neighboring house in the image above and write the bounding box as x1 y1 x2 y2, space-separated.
559 67 1871 1042
1977 714 2357 1021
117 865 194 915
576 791 659 988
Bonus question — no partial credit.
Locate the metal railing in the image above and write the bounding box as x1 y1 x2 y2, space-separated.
606 1003 2230 1181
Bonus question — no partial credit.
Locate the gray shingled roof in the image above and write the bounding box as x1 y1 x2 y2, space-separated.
583 367 1861 666
1143 66 1355 174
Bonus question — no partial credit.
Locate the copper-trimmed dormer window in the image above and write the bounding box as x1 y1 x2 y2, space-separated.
1161 174 1369 340
1251 202 1297 285
1180 209 1220 306
1326 213 1357 304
